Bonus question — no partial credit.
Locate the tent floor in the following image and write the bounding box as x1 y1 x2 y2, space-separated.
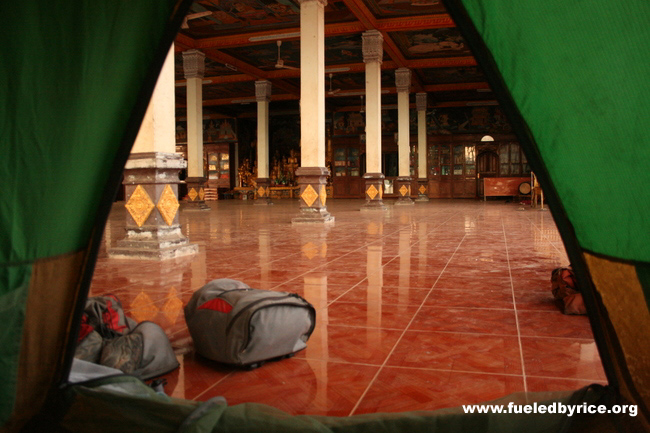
89 198 605 416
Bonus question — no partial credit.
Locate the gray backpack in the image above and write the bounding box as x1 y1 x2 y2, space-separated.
184 279 316 368
75 295 179 380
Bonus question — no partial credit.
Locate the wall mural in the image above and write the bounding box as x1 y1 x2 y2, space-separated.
392 28 471 59
333 110 398 136
176 119 238 143
412 107 512 134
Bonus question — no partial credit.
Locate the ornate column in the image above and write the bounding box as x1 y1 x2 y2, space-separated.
361 30 387 211
415 92 429 201
255 80 273 205
395 68 414 205
109 47 198 260
182 49 209 210
292 0 333 223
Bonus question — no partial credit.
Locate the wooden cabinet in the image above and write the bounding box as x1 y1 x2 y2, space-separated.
206 145 231 189
498 142 529 177
332 146 363 197
428 143 476 198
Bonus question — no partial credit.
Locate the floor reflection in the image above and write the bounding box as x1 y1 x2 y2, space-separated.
90 199 604 416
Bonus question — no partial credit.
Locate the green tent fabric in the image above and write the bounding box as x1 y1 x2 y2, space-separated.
0 0 192 429
446 1 650 264
60 375 630 433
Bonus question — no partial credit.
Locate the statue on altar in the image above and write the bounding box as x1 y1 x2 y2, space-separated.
286 149 299 184
238 158 256 188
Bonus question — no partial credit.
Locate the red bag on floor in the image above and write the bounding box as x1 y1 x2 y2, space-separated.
551 267 586 315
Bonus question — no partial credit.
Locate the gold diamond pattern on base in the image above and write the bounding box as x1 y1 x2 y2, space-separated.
157 184 179 226
301 184 319 207
257 186 266 197
198 188 205 200
125 185 154 228
188 188 198 201
367 184 378 200
319 185 327 206
399 185 409 197
419 185 426 194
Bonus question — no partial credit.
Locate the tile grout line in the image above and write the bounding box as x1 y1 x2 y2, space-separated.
347 224 471 416
191 371 235 401
501 216 528 393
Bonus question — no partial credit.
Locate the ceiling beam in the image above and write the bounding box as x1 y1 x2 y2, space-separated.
406 57 477 69
192 93 299 107
174 33 196 51
180 14 454 50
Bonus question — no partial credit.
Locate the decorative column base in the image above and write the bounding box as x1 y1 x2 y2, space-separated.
416 178 430 202
292 167 334 224
109 152 198 260
361 173 387 211
184 176 210 210
254 178 273 205
394 177 414 205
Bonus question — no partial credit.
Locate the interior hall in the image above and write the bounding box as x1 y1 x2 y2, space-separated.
91 0 604 416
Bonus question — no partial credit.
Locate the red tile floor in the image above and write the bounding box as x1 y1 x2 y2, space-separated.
89 198 606 416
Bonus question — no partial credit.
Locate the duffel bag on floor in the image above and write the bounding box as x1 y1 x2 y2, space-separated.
184 279 316 367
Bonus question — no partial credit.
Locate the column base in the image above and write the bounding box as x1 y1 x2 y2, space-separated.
254 178 273 205
109 225 198 260
361 173 387 210
115 152 198 260
416 179 430 202
184 177 210 211
394 177 414 205
292 167 334 224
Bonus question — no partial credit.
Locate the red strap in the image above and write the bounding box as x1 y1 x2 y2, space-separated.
198 298 233 313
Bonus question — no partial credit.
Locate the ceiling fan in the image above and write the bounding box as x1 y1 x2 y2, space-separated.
274 41 298 70
328 73 341 95
181 11 212 29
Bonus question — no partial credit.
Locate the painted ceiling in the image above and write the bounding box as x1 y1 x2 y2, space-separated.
175 0 495 118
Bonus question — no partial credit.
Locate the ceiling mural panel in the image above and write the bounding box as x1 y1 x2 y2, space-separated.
325 35 363 65
183 0 301 37
420 67 487 85
361 0 446 19
222 40 300 70
391 28 471 60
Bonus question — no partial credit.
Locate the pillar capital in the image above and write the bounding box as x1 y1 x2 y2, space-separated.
297 0 327 6
182 49 205 79
255 80 272 102
362 30 383 64
395 68 411 93
416 92 428 111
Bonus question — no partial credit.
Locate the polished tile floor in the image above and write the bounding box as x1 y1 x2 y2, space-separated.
89 198 606 416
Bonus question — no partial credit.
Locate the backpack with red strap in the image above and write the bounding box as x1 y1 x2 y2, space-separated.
75 294 179 380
